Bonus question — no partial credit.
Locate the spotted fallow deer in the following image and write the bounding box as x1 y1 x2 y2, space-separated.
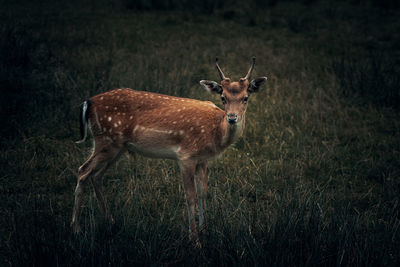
71 57 267 243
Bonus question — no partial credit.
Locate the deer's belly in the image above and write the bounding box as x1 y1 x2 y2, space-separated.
126 142 180 160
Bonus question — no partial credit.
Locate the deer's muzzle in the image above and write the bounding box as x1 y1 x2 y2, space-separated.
227 113 238 124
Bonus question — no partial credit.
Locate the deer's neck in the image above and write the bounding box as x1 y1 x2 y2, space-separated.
219 113 246 149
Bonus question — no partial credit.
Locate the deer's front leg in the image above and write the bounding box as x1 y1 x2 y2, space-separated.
195 162 208 233
179 160 199 244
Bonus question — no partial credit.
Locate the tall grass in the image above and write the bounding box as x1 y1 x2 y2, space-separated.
1 0 399 265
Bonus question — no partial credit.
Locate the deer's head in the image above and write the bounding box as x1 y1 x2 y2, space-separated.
200 57 267 125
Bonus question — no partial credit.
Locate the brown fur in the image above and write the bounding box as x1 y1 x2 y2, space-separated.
88 88 230 161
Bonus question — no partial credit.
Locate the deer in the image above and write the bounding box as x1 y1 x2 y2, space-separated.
71 57 267 245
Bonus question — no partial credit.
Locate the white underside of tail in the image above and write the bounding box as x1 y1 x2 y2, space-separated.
76 101 89 144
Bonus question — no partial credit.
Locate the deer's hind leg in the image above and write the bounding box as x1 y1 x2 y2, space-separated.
71 140 124 233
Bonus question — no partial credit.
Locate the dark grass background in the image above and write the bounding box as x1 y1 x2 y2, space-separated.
1 0 399 265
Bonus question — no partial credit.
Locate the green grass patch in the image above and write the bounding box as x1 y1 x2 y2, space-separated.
1 0 399 265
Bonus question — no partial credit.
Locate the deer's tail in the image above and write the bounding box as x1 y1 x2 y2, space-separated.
76 100 90 144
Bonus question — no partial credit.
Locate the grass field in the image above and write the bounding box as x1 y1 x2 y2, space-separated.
1 0 399 265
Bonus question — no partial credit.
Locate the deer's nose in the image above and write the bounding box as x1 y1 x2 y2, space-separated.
227 113 238 124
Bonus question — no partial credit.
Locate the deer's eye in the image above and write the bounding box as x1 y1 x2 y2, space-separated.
243 96 249 102
221 95 226 104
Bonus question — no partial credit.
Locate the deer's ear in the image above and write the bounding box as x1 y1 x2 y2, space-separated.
248 77 267 94
200 80 222 95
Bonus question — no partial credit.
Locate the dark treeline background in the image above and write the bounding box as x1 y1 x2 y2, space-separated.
0 0 399 266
